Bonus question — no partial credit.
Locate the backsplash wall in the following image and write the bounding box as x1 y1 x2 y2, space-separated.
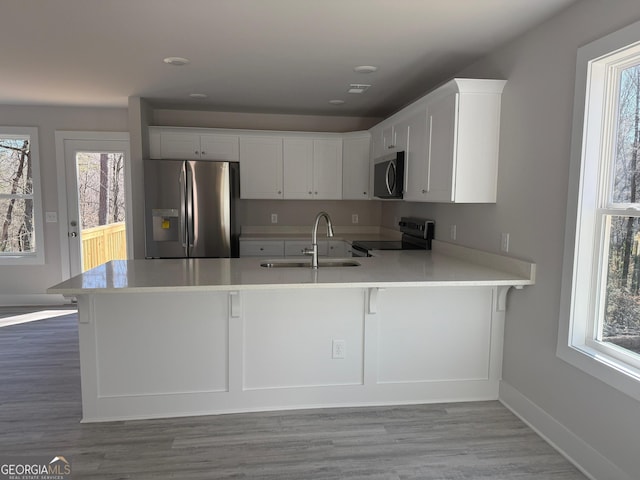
239 200 382 228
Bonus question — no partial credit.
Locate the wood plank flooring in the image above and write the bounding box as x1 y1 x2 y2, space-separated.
0 308 588 479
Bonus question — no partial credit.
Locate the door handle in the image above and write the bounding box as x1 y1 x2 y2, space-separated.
68 232 78 238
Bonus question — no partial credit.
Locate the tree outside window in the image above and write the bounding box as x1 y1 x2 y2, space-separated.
0 132 38 257
602 65 640 356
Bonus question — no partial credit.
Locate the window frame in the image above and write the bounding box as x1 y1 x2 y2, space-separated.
0 126 44 265
559 20 640 402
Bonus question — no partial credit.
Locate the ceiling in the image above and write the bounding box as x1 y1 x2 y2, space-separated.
1 0 578 117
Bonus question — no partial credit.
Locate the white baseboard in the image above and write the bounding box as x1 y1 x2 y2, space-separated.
499 380 632 480
0 294 71 306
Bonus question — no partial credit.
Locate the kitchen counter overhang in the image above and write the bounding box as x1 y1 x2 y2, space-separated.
48 240 535 423
48 240 535 295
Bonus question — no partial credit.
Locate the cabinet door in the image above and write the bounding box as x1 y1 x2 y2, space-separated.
283 138 314 199
239 136 284 199
160 132 201 159
423 93 457 203
382 125 397 151
342 134 371 200
370 124 386 159
399 109 429 202
313 139 343 199
199 134 239 161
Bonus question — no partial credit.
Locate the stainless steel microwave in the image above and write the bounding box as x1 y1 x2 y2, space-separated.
373 151 404 199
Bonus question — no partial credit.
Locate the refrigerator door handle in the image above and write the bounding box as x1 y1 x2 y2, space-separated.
186 163 195 249
179 165 188 250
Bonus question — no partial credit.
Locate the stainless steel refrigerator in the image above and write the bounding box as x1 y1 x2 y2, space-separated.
144 160 240 258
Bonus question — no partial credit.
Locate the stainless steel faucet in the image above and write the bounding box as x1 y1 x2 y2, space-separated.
304 211 334 268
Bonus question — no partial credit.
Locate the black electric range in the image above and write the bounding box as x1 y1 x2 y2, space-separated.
351 217 434 257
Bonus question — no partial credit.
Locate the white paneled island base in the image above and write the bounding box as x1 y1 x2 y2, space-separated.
50 241 535 422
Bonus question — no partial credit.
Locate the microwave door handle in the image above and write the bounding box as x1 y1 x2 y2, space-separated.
385 161 396 195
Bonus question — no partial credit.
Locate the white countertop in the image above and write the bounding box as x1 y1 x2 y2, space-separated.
47 241 536 295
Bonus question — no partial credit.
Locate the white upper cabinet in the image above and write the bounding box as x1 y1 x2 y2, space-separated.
283 137 342 200
397 108 429 202
342 132 371 200
149 127 239 161
370 78 506 203
239 136 283 199
312 138 342 199
283 138 314 199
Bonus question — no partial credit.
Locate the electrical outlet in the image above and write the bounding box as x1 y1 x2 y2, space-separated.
45 211 58 223
332 339 346 359
352 214 359 224
501 232 510 252
271 213 278 224
450 224 457 241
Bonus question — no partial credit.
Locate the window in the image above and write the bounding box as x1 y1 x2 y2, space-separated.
0 127 44 264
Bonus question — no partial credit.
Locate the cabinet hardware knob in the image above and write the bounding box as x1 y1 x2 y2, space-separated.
422 189 427 194
363 192 367 195
195 150 199 154
277 190 282 194
308 191 312 195
201 151 205 155
314 191 318 195
388 145 395 149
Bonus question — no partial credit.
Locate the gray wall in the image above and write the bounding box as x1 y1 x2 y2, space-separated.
381 0 640 477
0 105 127 302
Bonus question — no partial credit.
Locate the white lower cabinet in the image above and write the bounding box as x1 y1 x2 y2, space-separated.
239 240 284 257
284 240 328 257
76 285 506 421
328 240 348 257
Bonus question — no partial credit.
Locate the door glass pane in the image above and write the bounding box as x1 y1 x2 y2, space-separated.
75 152 127 272
602 216 640 355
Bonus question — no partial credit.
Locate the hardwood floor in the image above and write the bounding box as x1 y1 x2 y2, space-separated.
0 309 588 479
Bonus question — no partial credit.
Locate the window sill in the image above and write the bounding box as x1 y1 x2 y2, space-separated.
0 253 45 266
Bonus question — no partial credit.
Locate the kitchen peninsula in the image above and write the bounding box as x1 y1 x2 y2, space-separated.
49 240 535 423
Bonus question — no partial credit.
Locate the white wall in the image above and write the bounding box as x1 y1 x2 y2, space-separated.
381 1 640 477
0 105 127 303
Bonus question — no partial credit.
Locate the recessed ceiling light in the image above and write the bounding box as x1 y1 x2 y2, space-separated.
163 57 190 66
329 99 345 105
354 65 378 73
348 84 371 94
189 93 208 98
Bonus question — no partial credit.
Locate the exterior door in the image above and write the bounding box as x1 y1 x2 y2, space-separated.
59 134 131 278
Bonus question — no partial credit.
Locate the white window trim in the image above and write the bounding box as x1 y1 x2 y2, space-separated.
558 20 640 402
0 126 44 265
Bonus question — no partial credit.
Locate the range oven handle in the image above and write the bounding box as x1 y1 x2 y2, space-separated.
351 244 370 257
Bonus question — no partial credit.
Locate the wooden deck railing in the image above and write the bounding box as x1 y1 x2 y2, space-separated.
81 222 127 272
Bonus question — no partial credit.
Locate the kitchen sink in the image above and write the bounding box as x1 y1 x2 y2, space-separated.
260 259 361 268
